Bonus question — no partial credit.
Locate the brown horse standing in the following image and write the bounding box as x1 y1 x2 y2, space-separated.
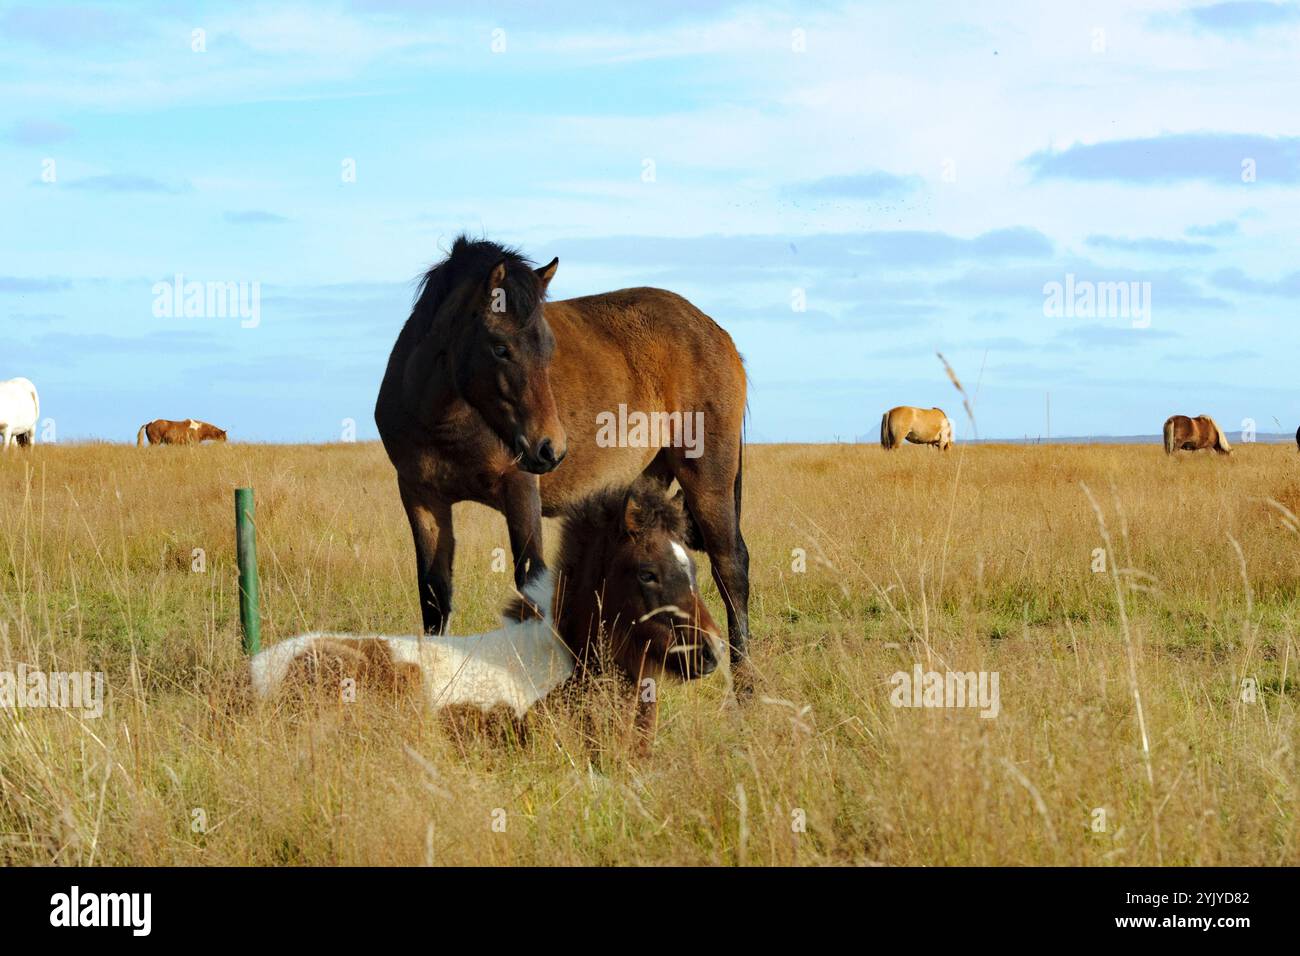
1163 415 1231 455
137 419 228 445
375 237 751 671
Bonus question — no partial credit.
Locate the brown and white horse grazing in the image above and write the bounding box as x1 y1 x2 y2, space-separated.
1163 415 1231 455
136 419 228 445
375 237 751 673
0 377 39 450
880 405 953 451
251 479 720 747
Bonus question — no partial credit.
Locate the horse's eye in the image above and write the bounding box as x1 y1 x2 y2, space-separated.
492 343 509 359
638 569 658 585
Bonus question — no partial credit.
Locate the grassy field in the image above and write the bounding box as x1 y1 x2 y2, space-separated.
1 440 1297 866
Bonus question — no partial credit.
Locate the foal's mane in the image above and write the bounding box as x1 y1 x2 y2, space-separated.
410 235 542 334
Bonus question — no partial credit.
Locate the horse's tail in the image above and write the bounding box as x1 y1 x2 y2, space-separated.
1207 416 1231 453
733 417 745 525
1162 418 1175 455
137 423 148 447
880 411 891 450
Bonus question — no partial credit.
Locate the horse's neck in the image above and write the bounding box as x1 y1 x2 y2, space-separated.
399 337 459 428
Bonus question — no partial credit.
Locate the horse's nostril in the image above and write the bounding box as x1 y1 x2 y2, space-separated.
537 438 555 463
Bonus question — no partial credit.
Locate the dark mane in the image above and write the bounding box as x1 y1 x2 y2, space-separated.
410 235 541 333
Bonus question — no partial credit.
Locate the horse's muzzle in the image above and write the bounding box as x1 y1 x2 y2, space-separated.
514 435 567 474
670 633 718 679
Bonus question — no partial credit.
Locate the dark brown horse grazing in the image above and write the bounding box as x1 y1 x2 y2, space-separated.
1163 415 1232 455
137 419 229 445
252 478 721 750
375 237 751 674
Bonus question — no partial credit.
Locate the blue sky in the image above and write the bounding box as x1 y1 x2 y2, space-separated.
1 0 1297 442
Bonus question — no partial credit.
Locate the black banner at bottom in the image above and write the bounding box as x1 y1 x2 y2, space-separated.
0 866 1281 942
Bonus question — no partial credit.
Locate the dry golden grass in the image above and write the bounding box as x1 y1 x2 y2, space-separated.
0 440 1296 865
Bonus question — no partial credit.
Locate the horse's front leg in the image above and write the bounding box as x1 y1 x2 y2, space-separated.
1 426 10 451
399 481 454 635
500 472 546 596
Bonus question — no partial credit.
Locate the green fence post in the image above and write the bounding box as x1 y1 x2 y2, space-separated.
235 487 260 654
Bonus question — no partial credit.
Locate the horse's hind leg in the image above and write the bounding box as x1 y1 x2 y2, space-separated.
669 440 751 673
646 449 707 549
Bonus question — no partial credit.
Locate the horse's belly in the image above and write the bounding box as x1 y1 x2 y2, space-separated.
539 443 657 513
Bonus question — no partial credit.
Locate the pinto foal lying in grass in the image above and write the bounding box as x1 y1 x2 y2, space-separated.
251 479 722 750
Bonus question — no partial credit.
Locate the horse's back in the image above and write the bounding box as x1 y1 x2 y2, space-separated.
539 286 747 505
550 287 743 380
0 377 37 399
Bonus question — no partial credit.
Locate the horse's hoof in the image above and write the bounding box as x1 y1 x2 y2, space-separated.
726 660 758 704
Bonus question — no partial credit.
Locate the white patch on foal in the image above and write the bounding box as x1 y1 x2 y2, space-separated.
250 571 574 717
670 540 694 586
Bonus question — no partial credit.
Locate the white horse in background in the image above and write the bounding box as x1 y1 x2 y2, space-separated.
0 377 40 450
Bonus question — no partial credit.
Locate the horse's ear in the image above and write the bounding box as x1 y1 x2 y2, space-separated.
623 493 644 537
488 261 507 292
535 257 559 289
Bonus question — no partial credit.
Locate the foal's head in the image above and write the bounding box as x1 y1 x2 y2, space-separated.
556 480 720 683
416 237 567 475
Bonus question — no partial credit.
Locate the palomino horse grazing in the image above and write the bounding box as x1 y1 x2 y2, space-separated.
880 405 953 451
0 377 39 450
251 479 721 747
375 237 751 674
136 419 228 445
1163 415 1231 455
